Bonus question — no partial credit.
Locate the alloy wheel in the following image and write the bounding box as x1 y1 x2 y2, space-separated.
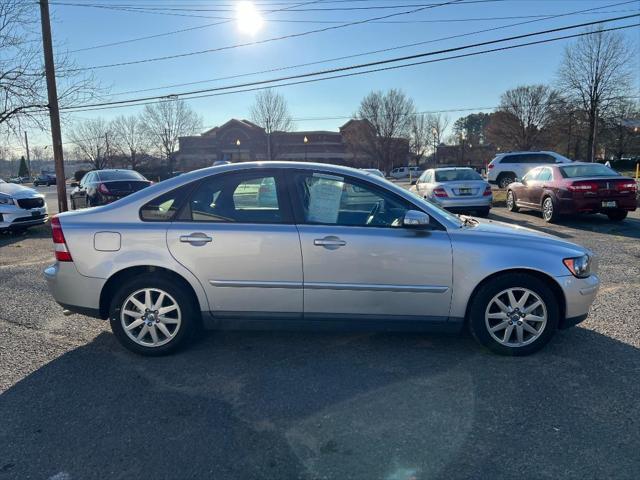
543 198 554 221
485 287 547 347
120 288 182 347
507 191 514 210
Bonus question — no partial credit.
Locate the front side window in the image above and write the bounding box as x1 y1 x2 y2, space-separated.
186 173 287 223
522 168 540 182
293 172 412 228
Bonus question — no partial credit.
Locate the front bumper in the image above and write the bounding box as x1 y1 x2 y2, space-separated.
0 204 48 230
556 274 600 328
44 262 105 317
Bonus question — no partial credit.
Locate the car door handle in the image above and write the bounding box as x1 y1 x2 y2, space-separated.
314 236 346 249
180 233 213 244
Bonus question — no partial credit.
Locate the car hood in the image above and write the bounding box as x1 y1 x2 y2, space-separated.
461 217 587 255
0 183 41 198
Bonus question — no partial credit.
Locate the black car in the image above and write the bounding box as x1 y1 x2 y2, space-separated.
33 174 56 186
70 169 152 209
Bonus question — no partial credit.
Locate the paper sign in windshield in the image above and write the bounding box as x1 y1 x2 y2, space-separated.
308 178 343 223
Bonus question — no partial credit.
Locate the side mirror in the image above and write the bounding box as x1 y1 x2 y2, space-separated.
70 182 79 188
403 210 430 228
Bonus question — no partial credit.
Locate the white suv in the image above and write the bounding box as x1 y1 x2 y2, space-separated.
487 151 572 188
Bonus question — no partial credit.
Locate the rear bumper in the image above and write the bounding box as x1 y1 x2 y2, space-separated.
557 196 637 214
556 274 599 328
431 196 492 209
44 262 105 316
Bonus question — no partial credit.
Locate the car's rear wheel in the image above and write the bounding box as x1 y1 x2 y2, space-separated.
506 190 519 212
542 196 558 223
475 207 490 218
109 274 199 355
468 273 559 356
499 174 515 189
606 210 627 222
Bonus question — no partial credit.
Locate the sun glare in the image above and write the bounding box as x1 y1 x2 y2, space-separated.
236 1 264 35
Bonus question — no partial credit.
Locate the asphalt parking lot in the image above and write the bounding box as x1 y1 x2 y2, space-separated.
1 186 639 480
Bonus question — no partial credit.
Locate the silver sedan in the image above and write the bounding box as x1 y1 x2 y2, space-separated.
414 167 492 217
44 162 599 356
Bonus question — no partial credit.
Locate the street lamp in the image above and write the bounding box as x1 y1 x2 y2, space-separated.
303 136 309 161
235 138 241 162
432 127 438 166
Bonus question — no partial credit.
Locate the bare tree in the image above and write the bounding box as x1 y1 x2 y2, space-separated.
250 89 293 160
409 114 429 165
0 0 98 136
141 99 202 171
357 89 415 172
111 114 148 170
426 113 450 165
68 118 111 170
487 85 562 151
557 27 635 161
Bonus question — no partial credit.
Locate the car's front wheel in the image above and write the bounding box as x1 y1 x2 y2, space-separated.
109 274 199 355
468 273 559 356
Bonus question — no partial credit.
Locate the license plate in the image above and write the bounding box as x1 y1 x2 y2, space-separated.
459 188 472 195
601 201 616 208
31 210 40 217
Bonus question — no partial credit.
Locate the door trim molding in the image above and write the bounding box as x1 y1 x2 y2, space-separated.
305 282 449 293
209 280 302 289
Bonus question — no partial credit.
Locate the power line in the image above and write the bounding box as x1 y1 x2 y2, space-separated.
66 0 481 69
62 14 640 111
60 23 640 114
106 1 639 97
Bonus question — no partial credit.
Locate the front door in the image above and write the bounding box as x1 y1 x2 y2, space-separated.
166 170 303 316
290 170 453 321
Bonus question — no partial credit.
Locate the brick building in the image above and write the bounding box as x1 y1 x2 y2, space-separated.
175 118 409 171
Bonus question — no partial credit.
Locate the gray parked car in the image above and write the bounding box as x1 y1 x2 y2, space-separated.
44 162 599 356
414 167 493 217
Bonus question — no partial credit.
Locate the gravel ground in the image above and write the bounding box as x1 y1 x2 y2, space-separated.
1 196 639 480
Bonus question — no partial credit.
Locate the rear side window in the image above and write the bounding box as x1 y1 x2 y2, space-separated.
538 168 552 181
140 185 192 222
185 172 290 224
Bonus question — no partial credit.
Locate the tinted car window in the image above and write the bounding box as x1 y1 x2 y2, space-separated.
434 169 482 182
140 184 192 222
538 168 552 181
97 170 145 181
186 173 287 223
293 172 412 227
501 154 555 164
560 164 620 178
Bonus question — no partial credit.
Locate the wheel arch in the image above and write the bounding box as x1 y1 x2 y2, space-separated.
464 268 566 324
99 266 203 319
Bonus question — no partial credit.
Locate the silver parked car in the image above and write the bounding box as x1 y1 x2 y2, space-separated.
44 162 599 356
0 179 48 232
414 167 492 217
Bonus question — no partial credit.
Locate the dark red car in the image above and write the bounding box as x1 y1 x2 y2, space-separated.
506 162 637 222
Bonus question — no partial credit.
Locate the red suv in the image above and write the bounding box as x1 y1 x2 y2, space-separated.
506 162 637 222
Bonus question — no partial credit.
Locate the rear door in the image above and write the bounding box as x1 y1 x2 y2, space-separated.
290 170 453 321
166 170 303 316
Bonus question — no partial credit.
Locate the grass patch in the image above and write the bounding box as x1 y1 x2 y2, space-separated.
492 189 507 207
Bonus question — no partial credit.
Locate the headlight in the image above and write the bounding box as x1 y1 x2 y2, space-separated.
0 196 14 205
563 255 591 278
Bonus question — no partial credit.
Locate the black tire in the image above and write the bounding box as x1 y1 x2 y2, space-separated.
506 190 519 212
606 210 627 222
475 207 490 218
109 273 199 356
468 273 559 356
542 196 558 223
499 174 515 189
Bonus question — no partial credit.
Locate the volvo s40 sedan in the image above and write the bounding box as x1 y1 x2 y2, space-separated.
44 162 599 356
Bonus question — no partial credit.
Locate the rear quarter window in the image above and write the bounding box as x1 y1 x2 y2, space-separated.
140 185 192 222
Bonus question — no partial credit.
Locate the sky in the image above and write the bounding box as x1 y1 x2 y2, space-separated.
26 0 640 148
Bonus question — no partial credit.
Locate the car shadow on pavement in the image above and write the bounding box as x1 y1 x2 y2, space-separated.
0 224 51 249
1 327 639 480
489 210 640 240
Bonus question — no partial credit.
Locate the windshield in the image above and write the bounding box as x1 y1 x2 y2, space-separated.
560 164 620 178
435 169 482 182
98 170 146 181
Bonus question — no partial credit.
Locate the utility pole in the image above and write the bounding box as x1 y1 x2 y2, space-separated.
24 131 31 179
39 0 68 212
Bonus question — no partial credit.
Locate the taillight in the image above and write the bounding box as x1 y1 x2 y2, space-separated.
567 181 598 192
98 183 110 195
616 181 637 193
433 187 448 198
51 216 72 262
483 185 492 196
